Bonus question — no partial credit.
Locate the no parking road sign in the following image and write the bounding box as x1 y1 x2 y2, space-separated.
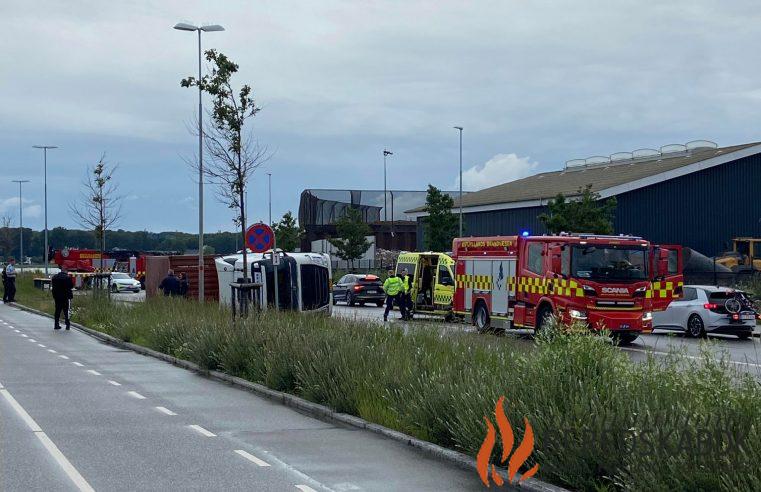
246 223 275 253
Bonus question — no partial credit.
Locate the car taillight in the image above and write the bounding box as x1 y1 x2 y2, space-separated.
353 285 362 291
732 313 740 321
703 303 718 310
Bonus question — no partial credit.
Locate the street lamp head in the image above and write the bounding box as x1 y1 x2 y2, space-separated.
32 145 58 149
383 150 393 156
12 180 31 184
200 24 225 32
173 22 198 31
454 126 463 131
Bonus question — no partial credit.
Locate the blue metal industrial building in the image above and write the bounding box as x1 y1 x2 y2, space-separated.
410 140 761 256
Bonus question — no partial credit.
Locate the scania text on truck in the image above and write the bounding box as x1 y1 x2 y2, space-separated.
452 234 683 344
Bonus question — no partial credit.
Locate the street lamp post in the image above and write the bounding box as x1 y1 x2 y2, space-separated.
32 145 57 276
11 180 30 271
174 21 225 302
383 149 393 223
454 126 463 237
267 172 279 310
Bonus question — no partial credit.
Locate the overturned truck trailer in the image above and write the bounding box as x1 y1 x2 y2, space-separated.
215 251 332 314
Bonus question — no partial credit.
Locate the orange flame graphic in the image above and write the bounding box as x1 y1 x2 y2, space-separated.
476 396 538 487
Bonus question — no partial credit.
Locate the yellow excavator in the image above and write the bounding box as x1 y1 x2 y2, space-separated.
715 238 761 271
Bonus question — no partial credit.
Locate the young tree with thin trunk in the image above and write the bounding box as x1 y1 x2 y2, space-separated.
69 155 122 269
182 50 268 281
273 211 304 252
329 207 372 270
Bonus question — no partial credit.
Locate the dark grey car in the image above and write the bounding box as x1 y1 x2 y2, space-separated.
332 274 385 307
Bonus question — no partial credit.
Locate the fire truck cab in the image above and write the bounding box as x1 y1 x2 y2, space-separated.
453 234 683 344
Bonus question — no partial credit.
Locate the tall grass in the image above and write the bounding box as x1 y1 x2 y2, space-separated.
13 274 761 491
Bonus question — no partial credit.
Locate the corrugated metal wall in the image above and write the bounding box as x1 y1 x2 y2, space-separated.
615 153 761 256
416 153 761 256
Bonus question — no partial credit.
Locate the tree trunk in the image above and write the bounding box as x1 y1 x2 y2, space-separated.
240 188 248 282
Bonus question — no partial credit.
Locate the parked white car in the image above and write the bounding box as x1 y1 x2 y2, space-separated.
652 285 757 339
110 272 141 293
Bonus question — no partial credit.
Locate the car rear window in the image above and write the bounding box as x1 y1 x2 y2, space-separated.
708 291 736 301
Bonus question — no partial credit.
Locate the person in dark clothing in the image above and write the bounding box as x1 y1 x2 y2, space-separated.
51 266 74 330
159 269 181 297
401 268 414 320
178 273 189 297
3 258 17 303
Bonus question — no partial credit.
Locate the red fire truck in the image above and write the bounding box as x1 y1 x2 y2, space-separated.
452 234 683 344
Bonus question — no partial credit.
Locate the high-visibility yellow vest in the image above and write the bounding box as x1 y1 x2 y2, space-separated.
383 276 403 296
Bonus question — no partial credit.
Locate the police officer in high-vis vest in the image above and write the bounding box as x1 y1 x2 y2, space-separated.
382 270 404 322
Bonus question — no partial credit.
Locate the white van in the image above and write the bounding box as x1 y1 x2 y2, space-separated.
215 251 332 314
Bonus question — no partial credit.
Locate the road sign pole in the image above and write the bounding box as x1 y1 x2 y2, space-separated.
245 223 277 311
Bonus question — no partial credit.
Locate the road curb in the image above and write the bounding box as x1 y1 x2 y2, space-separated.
11 302 565 492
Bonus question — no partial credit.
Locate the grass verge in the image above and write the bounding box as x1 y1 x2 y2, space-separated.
12 272 761 491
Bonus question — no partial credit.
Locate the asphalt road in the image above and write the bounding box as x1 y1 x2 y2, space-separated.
0 303 483 492
333 304 761 377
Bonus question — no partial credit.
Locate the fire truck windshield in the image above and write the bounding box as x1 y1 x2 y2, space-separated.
571 245 648 281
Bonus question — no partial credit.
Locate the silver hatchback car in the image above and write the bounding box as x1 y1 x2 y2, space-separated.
652 285 757 339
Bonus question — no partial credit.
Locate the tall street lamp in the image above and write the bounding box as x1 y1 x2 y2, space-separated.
11 179 30 271
174 21 225 302
32 145 57 276
383 149 393 223
454 126 463 237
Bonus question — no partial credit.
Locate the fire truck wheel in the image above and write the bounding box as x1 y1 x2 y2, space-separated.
474 304 491 333
612 333 638 345
535 305 552 333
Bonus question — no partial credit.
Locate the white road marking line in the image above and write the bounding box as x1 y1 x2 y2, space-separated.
155 406 177 416
72 362 84 367
127 391 146 400
235 449 271 467
35 432 95 492
187 424 216 437
59 355 70 360
14 329 20 333
107 380 121 386
86 370 101 376
0 388 41 432
37 343 46 348
257 450 335 492
623 347 761 369
295 486 318 492
20 334 27 338
28 338 37 342
1 382 95 491
47 349 57 354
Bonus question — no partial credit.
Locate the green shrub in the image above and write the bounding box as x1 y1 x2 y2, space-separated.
12 275 761 491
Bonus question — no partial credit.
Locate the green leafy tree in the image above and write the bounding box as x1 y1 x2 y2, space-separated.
423 184 458 251
182 49 268 281
0 215 15 260
273 211 304 251
329 207 371 269
538 184 617 234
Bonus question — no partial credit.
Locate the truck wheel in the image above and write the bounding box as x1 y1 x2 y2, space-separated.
686 314 705 338
612 333 638 345
474 304 491 333
535 305 552 334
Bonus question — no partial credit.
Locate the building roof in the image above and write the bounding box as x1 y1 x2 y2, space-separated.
407 141 761 215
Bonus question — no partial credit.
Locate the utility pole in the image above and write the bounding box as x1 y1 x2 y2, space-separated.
11 180 30 271
383 149 393 223
174 21 225 301
32 145 57 276
268 172 279 311
454 126 463 237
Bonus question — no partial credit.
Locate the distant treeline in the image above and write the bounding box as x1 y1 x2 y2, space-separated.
0 226 242 261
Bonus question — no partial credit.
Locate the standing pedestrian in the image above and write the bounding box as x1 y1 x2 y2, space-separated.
382 269 403 322
401 268 414 320
51 266 74 330
159 269 181 297
1 263 7 303
179 272 189 297
3 258 17 303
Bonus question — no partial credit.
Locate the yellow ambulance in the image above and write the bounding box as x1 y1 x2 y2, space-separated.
395 252 455 319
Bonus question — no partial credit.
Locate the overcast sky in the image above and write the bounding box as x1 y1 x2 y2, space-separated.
2 1 760 233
